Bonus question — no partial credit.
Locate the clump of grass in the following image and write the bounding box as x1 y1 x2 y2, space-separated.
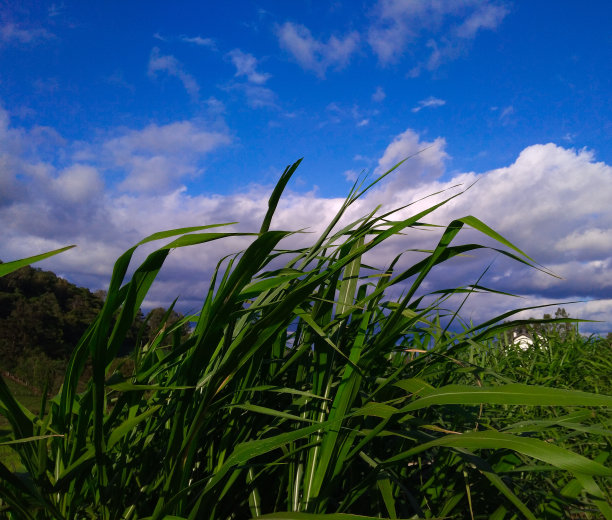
0 159 611 519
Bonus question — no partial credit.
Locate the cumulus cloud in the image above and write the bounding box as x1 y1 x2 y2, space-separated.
412 96 446 112
0 112 114 256
368 0 508 67
378 143 612 333
148 47 200 100
1 112 611 332
102 121 231 193
277 22 359 77
556 229 612 258
52 164 104 203
442 144 612 266
373 129 448 185
0 111 235 286
227 49 271 84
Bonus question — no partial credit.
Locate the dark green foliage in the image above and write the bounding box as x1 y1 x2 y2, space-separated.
448 328 612 517
0 266 103 369
0 265 150 374
143 307 190 347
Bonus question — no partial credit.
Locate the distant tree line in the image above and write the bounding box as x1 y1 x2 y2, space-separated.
503 307 575 343
0 263 189 391
503 307 612 347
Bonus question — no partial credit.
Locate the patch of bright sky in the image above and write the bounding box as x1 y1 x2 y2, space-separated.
1 1 610 197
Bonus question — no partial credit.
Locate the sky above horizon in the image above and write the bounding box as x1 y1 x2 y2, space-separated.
1 1 611 334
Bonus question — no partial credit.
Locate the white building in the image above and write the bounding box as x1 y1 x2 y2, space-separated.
512 331 544 350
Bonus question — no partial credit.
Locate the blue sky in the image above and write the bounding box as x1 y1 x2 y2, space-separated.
1 1 611 333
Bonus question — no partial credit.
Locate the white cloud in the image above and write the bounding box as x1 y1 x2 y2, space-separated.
445 144 612 267
412 96 446 112
562 132 576 143
104 121 226 156
389 144 612 331
0 23 54 44
500 105 515 120
53 164 104 203
102 121 231 193
343 169 359 182
368 0 508 67
0 112 235 281
148 47 199 101
343 138 612 335
276 22 359 77
555 229 612 258
455 3 509 39
321 102 377 127
180 35 216 48
374 129 448 184
372 86 386 102
228 84 277 109
227 49 271 84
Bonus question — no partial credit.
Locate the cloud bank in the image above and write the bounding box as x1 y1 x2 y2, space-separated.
1 108 610 332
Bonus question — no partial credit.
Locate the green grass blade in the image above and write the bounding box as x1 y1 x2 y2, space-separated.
0 245 75 277
336 237 363 316
253 514 415 520
107 405 161 450
260 158 302 234
399 383 612 412
385 431 612 477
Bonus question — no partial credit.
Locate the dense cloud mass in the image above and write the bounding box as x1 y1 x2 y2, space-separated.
1 108 611 333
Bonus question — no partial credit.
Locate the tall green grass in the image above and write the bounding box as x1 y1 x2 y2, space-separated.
0 159 610 519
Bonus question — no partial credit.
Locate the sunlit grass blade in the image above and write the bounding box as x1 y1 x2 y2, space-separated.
385 430 612 476
398 382 612 411
0 245 76 277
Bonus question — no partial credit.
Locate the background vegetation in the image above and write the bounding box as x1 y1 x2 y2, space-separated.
0 265 188 394
0 160 610 519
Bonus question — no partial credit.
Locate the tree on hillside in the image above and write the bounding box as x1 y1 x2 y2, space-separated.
534 307 577 340
0 265 112 369
0 264 191 390
144 307 190 346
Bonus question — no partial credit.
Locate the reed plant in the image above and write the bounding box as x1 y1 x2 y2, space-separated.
0 159 610 519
